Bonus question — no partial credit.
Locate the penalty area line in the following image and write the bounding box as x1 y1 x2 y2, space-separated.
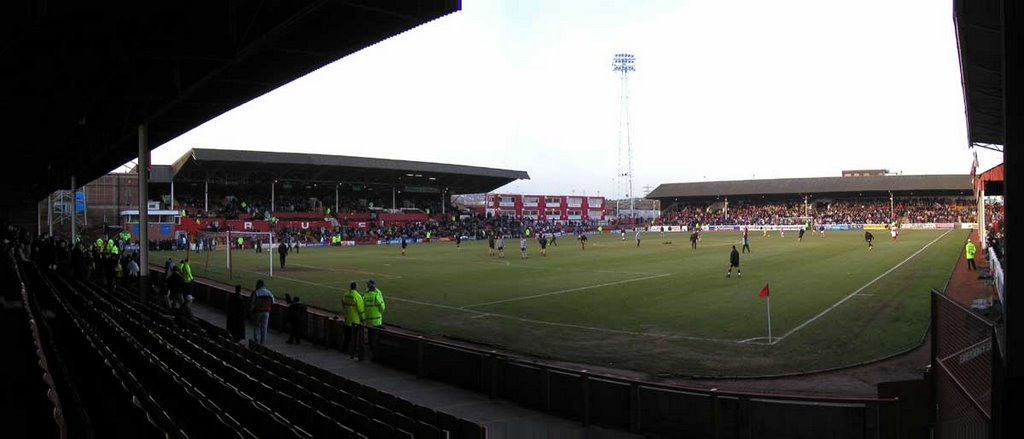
771 229 953 345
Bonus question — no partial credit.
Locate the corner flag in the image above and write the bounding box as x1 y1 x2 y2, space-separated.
759 283 772 343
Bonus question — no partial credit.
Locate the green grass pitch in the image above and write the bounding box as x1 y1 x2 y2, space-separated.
158 228 967 377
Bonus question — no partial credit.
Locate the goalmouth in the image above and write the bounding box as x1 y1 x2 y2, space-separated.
197 230 277 278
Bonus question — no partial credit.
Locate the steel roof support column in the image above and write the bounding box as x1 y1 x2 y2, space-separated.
138 124 150 303
204 179 209 213
979 189 986 248
70 175 76 242
170 180 175 211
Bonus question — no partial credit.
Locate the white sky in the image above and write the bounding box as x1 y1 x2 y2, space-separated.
142 0 1004 198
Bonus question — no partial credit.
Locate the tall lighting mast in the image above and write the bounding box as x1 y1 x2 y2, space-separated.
613 53 636 218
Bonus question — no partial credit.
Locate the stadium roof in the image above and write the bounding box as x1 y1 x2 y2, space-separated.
159 148 529 194
1 1 461 213
976 163 1004 194
954 0 1003 147
646 174 973 200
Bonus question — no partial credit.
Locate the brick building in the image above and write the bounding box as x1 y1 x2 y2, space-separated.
485 194 606 222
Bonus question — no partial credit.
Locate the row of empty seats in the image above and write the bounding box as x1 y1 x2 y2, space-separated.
19 259 484 438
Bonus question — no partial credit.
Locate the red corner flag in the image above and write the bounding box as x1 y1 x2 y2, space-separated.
759 284 770 298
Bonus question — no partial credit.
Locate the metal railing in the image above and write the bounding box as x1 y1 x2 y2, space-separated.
165 268 905 438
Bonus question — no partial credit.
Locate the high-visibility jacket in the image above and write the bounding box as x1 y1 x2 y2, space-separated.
362 288 385 327
342 289 365 326
109 243 119 255
965 241 977 259
179 261 193 283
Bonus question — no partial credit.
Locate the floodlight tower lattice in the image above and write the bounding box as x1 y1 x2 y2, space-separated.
613 53 636 217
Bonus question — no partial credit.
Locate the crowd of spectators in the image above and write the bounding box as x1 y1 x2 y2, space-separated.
174 190 448 221
84 191 987 252
985 201 1005 265
287 214 599 244
2 224 142 296
657 197 976 227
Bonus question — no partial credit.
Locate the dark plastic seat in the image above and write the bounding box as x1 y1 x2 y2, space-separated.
375 406 397 426
393 412 418 436
377 392 397 410
352 397 374 417
393 397 415 418
348 415 373 436
459 418 486 439
372 418 395 438
416 421 444 439
436 412 460 438
413 405 438 426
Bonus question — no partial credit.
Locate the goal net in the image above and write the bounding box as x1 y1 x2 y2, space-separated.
195 230 278 278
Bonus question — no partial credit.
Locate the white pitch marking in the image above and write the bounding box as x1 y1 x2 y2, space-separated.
228 267 739 343
290 263 401 279
461 273 672 309
771 229 953 345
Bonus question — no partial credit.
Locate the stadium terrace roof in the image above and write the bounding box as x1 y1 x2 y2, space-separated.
158 148 529 195
954 0 1004 148
976 163 1004 194
1 0 461 214
646 175 973 201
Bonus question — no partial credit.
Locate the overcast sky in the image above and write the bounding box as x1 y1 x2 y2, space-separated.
142 0 1003 198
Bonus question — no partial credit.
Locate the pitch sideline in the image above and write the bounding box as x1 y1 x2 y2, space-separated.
770 229 954 345
229 267 738 343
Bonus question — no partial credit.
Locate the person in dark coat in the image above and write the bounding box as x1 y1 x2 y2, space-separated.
226 284 247 342
285 295 307 344
166 266 186 309
278 241 289 269
726 245 741 278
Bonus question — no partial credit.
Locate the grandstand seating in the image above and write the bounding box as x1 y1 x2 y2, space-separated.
658 198 976 226
4 291 64 438
13 259 484 438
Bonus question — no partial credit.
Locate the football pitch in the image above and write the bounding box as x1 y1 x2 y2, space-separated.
157 228 967 377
